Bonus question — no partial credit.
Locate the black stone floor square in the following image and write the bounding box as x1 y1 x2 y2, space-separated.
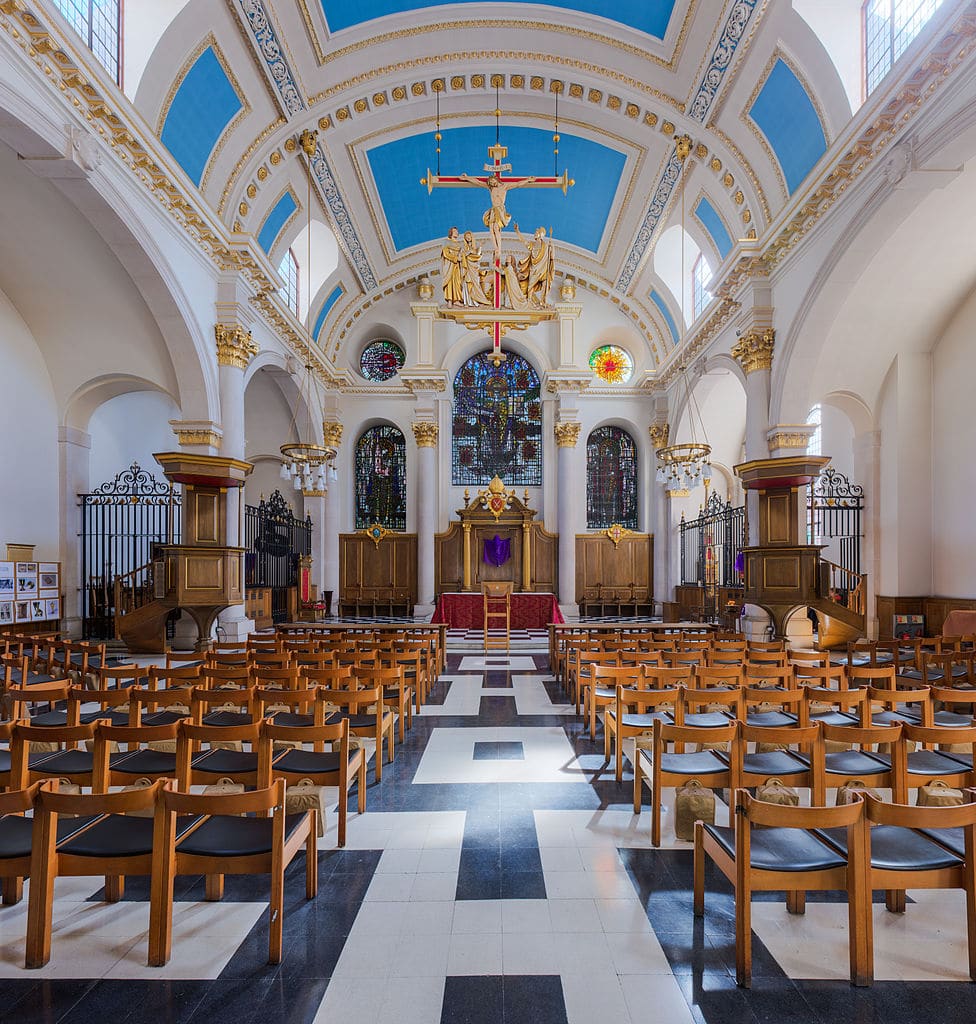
473 741 525 760
441 975 567 1024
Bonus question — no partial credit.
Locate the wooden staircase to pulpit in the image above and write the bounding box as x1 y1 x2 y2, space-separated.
114 454 252 653
735 456 867 648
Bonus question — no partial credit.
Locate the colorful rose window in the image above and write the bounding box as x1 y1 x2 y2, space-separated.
588 344 633 384
360 340 405 382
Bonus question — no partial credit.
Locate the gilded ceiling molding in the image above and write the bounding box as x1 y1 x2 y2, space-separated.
615 0 761 293
705 123 770 226
297 1 699 72
215 323 259 369
553 421 582 448
654 294 741 388
731 327 774 374
217 122 286 217
234 0 306 117
322 421 344 448
411 421 439 448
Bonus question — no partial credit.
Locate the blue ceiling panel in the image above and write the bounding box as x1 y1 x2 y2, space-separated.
320 0 675 36
749 58 827 195
257 191 298 254
312 285 344 341
367 125 626 254
160 46 241 187
650 288 679 345
693 196 733 259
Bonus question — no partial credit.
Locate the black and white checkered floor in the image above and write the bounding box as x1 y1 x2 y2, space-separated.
3 643 974 1023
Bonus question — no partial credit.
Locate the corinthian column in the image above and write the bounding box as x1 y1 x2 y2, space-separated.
731 327 774 546
412 420 438 613
215 323 258 640
554 420 581 610
321 420 343 611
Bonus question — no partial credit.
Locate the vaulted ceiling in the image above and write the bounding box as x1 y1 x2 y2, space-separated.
129 0 852 361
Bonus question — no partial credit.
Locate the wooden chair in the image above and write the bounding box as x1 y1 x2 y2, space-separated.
92 719 183 788
588 663 641 742
259 705 366 848
732 721 826 806
642 718 738 847
819 721 906 803
202 664 252 690
148 779 317 966
26 779 165 968
482 581 513 653
694 790 870 987
10 721 102 791
249 665 301 691
0 782 46 905
820 794 976 981
176 714 267 791
607 682 680 784
362 666 411 741
573 650 619 717
317 684 393 782
148 665 202 690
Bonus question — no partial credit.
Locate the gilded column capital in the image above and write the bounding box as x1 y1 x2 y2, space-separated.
322 420 344 449
554 421 581 448
170 420 222 449
649 422 670 451
412 421 439 447
215 324 258 369
731 328 774 374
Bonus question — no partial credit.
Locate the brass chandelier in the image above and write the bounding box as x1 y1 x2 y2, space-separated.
654 134 711 496
279 128 338 494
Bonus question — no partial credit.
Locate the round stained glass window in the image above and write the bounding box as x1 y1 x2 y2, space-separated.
589 344 633 384
360 340 405 382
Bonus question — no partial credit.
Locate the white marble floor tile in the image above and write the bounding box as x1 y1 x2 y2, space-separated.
512 675 573 715
560 968 630 1024
312 976 388 1022
377 975 446 1024
391 932 451 977
619 974 696 1024
451 900 503 934
605 930 674 975
446 932 504 975
420 676 484 717
400 902 456 935
409 872 458 902
502 931 559 974
547 899 604 934
501 898 552 933
539 846 585 872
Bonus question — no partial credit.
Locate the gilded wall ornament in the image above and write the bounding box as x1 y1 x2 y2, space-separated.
554 421 581 448
215 324 258 369
411 421 439 447
649 422 670 451
731 328 775 374
322 421 344 448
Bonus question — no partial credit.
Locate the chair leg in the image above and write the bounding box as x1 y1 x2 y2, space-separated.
735 878 752 988
651 769 662 848
105 875 124 902
885 889 906 914
589 692 598 742
337 787 347 849
966 872 976 982
633 756 643 815
269 858 285 964
374 739 383 783
2 876 23 905
615 728 625 784
25 812 57 969
786 890 805 915
205 874 224 901
357 757 367 813
693 823 705 916
306 822 318 899
847 858 873 986
387 726 394 764
398 705 405 743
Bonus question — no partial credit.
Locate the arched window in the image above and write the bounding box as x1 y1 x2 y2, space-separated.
355 425 406 531
586 426 638 530
864 0 946 95
360 340 405 382
279 249 299 316
692 253 712 320
54 0 121 83
806 404 822 457
452 351 543 486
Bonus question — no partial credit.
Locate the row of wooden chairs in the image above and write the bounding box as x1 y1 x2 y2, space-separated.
2 777 316 969
695 789 976 987
633 710 976 847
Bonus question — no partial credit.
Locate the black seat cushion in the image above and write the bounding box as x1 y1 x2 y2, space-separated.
619 712 671 729
869 749 969 774
0 750 9 773
0 814 99 860
704 824 846 872
175 813 307 858
742 750 810 776
821 824 963 871
824 750 889 776
141 710 189 727
274 749 343 775
200 711 253 728
30 709 132 727
111 748 178 776
746 710 798 728
339 714 384 730
659 751 729 776
268 711 316 729
917 826 965 858
682 712 732 729
59 814 155 858
31 750 94 776
193 748 258 775
809 710 860 727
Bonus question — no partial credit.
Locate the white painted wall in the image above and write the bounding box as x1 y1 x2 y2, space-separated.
0 288 60 560
88 390 182 490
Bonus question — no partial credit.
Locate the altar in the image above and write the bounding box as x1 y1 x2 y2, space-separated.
431 592 564 629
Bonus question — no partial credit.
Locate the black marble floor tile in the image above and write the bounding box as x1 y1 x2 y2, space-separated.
503 975 567 1024
484 671 511 688
441 975 505 1024
473 741 524 760
5 980 96 1024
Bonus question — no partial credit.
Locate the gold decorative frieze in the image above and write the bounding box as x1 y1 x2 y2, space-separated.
322 421 343 449
302 488 326 498
649 423 670 451
767 425 815 451
411 421 439 448
215 324 258 369
554 421 581 448
171 421 223 449
402 376 447 394
731 328 775 374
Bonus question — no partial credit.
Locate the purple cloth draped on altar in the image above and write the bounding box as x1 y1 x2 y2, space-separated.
483 535 511 567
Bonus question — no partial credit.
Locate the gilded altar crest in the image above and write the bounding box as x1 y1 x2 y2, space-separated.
477 476 515 521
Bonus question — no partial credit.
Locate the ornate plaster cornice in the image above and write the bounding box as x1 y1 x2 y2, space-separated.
767 424 816 450
554 421 582 448
544 374 591 395
411 421 439 447
731 328 774 374
401 375 448 394
215 324 259 369
170 420 223 449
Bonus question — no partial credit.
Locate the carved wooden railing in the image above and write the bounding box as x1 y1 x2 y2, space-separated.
819 559 866 617
113 560 156 638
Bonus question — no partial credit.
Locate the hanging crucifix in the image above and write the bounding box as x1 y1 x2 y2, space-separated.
421 82 572 365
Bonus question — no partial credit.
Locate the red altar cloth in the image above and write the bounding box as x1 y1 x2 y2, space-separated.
431 592 565 629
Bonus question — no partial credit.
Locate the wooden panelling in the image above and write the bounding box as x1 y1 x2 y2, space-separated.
531 526 558 595
339 533 417 613
434 523 557 596
759 490 797 546
435 524 463 595
876 595 976 638
574 534 653 611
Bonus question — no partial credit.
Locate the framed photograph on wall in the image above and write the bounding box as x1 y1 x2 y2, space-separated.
0 578 12 596
0 601 13 625
15 576 37 595
30 600 45 621
38 562 58 575
39 572 59 590
14 600 30 623
45 597 60 620
15 562 37 576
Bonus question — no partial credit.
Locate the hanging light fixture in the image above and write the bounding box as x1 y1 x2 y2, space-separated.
279 128 338 494
654 134 711 497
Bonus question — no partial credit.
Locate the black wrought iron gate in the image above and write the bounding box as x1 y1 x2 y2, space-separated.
807 468 864 574
80 463 180 639
244 491 312 624
679 492 746 592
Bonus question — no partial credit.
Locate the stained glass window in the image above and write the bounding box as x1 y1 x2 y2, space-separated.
586 426 638 530
355 425 406 531
360 340 405 382
589 345 634 384
452 351 543 486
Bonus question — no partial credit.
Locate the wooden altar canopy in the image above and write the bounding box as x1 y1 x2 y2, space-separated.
434 476 557 596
